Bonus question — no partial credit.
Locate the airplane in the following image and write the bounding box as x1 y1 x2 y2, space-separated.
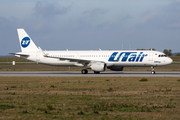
10 29 173 74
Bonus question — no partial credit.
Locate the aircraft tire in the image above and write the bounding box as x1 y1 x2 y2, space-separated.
94 71 100 74
151 71 155 74
81 69 88 74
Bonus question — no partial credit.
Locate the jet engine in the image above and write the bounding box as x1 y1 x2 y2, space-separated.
90 62 107 72
107 66 124 71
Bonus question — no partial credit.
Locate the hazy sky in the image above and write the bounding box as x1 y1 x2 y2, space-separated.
0 0 180 55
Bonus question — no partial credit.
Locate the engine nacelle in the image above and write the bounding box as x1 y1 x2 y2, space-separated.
90 62 107 72
107 66 124 71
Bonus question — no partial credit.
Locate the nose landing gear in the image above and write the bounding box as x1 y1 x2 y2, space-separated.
151 66 155 74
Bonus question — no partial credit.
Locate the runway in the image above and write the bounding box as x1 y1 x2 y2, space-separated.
0 71 180 77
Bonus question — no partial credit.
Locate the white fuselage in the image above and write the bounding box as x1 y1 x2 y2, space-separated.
16 50 173 68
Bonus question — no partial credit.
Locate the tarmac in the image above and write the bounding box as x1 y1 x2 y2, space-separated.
0 71 180 77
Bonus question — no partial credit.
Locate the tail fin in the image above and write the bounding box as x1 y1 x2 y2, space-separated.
17 29 39 52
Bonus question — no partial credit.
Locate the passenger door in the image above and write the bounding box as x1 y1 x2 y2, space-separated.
148 52 153 61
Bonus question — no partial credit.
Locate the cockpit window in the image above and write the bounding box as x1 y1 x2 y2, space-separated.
158 54 167 57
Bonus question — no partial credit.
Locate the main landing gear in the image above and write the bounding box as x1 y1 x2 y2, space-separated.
94 71 100 74
81 69 100 74
151 66 155 74
81 69 88 74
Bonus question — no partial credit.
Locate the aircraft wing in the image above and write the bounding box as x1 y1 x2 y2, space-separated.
41 47 104 65
45 55 103 64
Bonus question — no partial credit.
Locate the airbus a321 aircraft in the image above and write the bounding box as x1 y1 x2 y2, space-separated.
10 29 173 74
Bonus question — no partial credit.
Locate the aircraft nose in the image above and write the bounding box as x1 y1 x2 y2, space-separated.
167 57 173 64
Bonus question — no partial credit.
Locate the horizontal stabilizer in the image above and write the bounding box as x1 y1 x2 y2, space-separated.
9 53 30 57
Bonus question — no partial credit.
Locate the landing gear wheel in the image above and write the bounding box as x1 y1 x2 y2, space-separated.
151 71 155 74
81 69 88 74
94 71 100 74
151 66 155 74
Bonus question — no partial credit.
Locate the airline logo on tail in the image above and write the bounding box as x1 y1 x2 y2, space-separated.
21 37 30 48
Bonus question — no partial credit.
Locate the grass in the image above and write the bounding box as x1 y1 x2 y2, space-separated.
0 77 180 119
0 57 29 62
139 78 148 82
170 56 180 62
0 105 15 110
